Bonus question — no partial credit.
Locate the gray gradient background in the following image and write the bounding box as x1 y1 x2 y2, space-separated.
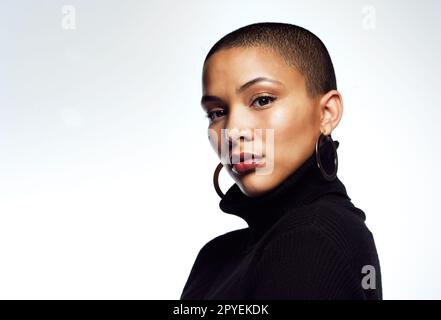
1 0 440 299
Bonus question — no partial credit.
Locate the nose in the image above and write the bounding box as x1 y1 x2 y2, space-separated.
224 127 253 145
223 105 254 145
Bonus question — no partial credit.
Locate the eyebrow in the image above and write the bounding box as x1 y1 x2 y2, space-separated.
200 76 283 107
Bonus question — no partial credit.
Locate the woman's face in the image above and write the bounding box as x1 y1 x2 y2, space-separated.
201 46 336 197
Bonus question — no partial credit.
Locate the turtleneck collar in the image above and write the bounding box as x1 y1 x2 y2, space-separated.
219 140 353 243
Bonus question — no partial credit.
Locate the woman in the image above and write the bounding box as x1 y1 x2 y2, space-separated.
180 22 382 300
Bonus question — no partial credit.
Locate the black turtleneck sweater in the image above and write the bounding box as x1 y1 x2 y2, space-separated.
180 141 382 300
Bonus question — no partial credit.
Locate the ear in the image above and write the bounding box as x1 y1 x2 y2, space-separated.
318 89 343 135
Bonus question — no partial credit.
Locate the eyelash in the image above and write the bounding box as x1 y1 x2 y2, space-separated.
205 95 277 122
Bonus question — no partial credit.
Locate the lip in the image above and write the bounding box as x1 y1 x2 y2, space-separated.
229 152 265 175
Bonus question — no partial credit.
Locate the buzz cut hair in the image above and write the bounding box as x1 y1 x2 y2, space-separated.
204 22 337 98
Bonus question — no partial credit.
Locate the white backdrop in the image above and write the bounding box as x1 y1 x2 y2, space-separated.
0 0 440 299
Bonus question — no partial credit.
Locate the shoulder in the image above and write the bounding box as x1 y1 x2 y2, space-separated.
251 222 367 299
183 228 249 284
251 195 382 299
196 227 250 259
262 194 382 280
272 194 376 258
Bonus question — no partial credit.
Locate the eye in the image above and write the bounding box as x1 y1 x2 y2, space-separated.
251 95 277 108
205 109 226 122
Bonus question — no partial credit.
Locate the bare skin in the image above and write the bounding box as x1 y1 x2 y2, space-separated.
201 46 343 197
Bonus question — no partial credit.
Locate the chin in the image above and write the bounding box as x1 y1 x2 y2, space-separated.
236 171 279 198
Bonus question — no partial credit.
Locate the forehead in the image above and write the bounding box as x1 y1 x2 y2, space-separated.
202 46 304 92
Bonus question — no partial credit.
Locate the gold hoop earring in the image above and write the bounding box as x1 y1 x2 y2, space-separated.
315 132 338 181
213 162 226 199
